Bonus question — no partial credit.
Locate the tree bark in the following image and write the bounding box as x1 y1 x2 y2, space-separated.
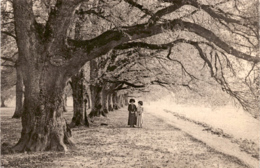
89 84 103 117
71 70 84 126
12 64 24 118
13 61 24 117
10 0 81 152
88 60 106 117
11 66 74 152
70 70 89 127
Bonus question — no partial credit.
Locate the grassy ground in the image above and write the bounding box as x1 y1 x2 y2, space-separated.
1 107 249 168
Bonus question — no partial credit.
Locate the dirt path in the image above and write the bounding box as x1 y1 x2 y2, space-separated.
146 106 259 168
1 108 250 168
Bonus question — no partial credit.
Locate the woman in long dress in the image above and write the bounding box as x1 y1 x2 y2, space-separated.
136 101 144 128
128 99 137 127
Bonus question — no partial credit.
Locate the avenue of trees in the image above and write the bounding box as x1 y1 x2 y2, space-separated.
1 0 259 152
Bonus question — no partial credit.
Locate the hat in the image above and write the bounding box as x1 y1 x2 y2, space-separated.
129 99 135 103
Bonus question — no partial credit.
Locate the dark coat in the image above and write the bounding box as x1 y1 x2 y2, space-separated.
128 104 137 125
128 104 137 112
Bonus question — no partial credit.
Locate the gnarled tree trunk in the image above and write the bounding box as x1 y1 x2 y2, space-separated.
12 66 74 152
10 0 84 152
13 62 24 118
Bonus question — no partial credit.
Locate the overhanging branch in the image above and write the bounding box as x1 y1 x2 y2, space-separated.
105 80 145 88
66 8 259 77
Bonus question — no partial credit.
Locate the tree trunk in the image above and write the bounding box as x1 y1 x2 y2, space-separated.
89 85 104 117
124 93 129 106
118 95 122 108
84 97 90 127
119 95 124 107
86 93 90 109
108 93 113 111
101 89 108 114
117 95 122 109
11 0 85 153
89 60 105 117
1 97 6 107
70 70 88 127
13 62 24 118
62 94 67 112
64 94 67 107
112 93 119 110
12 67 74 152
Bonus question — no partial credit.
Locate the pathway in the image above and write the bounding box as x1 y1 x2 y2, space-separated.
1 107 253 168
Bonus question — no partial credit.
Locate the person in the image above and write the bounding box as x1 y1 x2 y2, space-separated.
136 101 144 128
128 99 137 127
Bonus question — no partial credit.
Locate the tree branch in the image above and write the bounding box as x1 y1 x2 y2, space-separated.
68 19 260 65
162 0 257 28
1 57 16 63
1 31 16 40
13 0 36 38
44 0 83 44
123 0 153 16
1 64 15 67
148 2 183 25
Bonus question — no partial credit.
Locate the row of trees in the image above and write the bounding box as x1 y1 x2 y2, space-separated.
1 0 259 152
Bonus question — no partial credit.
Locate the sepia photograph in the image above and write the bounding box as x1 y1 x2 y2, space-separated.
1 0 259 167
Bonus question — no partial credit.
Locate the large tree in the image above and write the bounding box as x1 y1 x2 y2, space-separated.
2 0 258 152
1 0 23 118
68 12 90 127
